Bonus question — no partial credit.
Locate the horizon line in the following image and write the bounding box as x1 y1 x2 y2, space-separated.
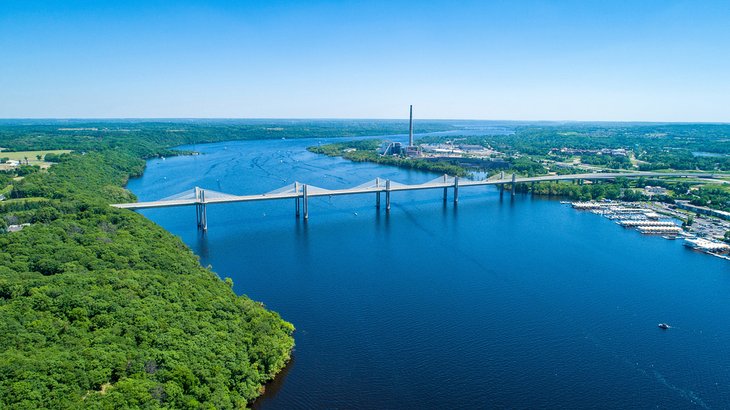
0 117 729 125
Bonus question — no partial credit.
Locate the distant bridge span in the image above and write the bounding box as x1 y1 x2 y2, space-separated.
112 172 718 231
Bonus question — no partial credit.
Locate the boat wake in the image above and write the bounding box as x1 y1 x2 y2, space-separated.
584 332 709 409
647 369 710 409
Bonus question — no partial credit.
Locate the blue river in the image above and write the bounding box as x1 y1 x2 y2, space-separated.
127 137 730 409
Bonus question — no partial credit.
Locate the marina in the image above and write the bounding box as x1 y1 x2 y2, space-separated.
570 200 730 259
684 237 730 253
618 220 676 227
126 138 730 409
4 1 730 408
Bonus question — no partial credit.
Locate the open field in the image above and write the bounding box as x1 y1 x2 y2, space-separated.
0 149 72 161
0 149 72 169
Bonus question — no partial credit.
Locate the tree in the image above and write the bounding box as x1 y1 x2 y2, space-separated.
0 147 295 409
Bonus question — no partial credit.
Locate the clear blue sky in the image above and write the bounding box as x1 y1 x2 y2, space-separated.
1 0 728 121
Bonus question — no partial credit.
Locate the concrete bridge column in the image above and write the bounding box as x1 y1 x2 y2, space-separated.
511 174 516 196
443 174 448 202
385 180 391 212
375 177 381 209
194 187 201 228
302 184 309 220
200 190 207 232
194 186 207 231
201 205 207 232
295 182 300 218
454 176 459 204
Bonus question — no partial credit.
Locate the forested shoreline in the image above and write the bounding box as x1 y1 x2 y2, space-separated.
2 120 729 407
0 122 396 408
307 123 730 206
307 140 469 177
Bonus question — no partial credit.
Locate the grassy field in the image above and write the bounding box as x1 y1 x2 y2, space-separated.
0 149 72 169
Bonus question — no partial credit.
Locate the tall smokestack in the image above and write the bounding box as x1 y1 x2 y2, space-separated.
408 105 414 147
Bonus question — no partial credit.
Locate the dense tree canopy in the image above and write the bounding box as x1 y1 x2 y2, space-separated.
0 123 303 408
1 119 728 407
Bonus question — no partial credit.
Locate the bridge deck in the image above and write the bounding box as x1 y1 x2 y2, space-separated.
112 172 716 210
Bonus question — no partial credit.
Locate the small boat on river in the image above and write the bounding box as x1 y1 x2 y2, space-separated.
658 323 671 330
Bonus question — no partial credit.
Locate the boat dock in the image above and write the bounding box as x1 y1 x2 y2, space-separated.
637 226 683 234
569 200 730 261
619 220 677 227
684 238 730 253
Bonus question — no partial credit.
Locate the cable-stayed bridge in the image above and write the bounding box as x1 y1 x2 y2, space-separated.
111 172 719 231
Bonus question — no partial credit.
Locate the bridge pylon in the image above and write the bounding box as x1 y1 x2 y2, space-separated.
194 187 208 232
294 182 300 218
302 184 309 220
443 174 448 201
385 180 391 212
454 176 459 204
375 177 381 209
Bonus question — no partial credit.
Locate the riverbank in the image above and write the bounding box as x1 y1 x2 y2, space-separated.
0 137 296 407
307 140 468 177
129 137 730 409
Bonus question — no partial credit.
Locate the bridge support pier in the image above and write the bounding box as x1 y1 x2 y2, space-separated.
200 204 207 231
375 177 381 209
511 174 516 196
454 176 459 204
295 182 301 218
443 174 448 202
194 187 208 232
385 180 391 212
195 187 201 228
302 184 309 220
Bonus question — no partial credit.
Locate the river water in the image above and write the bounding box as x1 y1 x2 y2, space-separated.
128 137 730 409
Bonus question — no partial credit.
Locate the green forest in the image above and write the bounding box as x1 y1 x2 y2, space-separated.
0 122 351 408
310 123 730 209
0 119 456 157
419 123 730 171
1 120 730 408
